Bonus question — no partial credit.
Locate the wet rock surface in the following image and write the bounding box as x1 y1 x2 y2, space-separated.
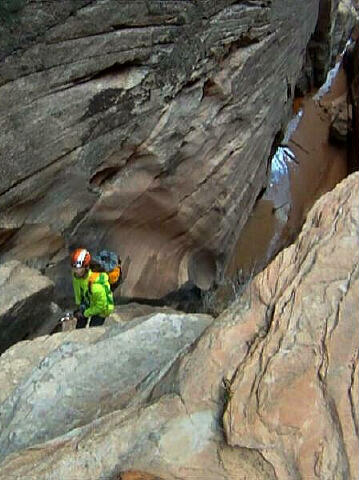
0 173 357 479
0 0 321 302
226 43 354 286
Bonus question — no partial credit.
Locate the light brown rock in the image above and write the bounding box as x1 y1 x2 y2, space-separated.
0 395 276 480
120 473 160 480
0 176 357 479
223 172 359 479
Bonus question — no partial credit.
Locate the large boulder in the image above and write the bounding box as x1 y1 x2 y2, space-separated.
0 327 106 404
0 311 212 461
0 173 357 478
0 261 55 354
329 95 351 143
0 0 322 302
332 0 359 60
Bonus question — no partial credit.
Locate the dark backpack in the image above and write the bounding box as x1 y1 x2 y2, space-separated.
91 250 122 289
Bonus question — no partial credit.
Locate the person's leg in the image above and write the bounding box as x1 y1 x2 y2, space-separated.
89 315 106 327
75 315 87 329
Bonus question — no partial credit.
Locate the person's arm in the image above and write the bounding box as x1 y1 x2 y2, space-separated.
72 275 82 306
84 284 107 318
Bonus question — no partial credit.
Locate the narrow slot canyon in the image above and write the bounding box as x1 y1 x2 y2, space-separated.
224 33 357 298
0 2 358 479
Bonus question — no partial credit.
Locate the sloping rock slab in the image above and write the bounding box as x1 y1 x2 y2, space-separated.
0 394 276 480
0 327 106 404
223 172 359 479
0 261 54 354
0 312 212 462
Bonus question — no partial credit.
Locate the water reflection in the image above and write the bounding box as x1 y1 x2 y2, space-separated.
284 110 303 142
314 38 353 100
268 106 302 200
268 147 294 185
265 143 297 217
313 61 342 100
226 39 349 282
226 128 300 278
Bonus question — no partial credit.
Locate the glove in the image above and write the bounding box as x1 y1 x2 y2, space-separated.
74 309 87 329
74 303 86 317
74 309 85 320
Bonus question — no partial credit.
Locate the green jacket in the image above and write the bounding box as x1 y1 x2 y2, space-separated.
72 269 92 307
84 272 114 318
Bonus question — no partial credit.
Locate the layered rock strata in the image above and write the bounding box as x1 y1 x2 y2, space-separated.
223 172 359 479
0 0 321 301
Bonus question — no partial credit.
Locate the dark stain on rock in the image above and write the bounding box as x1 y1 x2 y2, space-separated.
85 88 124 118
0 227 20 249
81 94 134 143
91 61 143 81
155 32 205 93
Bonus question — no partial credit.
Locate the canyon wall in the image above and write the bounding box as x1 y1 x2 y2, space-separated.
0 0 342 303
0 170 357 479
312 0 358 84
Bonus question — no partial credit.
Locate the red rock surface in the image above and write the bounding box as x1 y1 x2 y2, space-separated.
224 172 359 479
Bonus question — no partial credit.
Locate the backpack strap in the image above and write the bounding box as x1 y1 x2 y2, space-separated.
97 273 114 307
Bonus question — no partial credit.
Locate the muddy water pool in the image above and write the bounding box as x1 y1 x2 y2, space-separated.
226 56 349 279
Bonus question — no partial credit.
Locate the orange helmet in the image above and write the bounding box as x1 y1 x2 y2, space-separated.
71 248 91 268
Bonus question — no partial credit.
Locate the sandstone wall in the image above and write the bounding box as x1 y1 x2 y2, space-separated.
347 36 359 171
0 0 320 301
295 0 358 94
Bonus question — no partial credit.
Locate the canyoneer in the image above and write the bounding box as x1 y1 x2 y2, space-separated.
71 248 115 328
71 247 92 327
